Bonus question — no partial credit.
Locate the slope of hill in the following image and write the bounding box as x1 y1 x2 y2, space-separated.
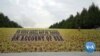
0 28 100 52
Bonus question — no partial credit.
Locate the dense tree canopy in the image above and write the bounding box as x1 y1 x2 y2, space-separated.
0 13 22 28
50 3 100 29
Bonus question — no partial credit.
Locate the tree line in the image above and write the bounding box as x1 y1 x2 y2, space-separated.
0 13 22 28
49 3 100 29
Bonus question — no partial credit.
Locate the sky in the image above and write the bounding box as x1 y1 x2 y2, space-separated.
0 0 100 28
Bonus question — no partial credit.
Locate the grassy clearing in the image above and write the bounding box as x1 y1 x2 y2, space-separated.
0 28 100 53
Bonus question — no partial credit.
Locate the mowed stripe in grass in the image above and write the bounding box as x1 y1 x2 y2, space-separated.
0 28 100 53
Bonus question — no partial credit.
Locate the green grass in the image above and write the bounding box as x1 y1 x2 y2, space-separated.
0 28 100 53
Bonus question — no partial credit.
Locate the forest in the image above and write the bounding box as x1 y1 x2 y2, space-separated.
0 13 22 28
50 3 100 29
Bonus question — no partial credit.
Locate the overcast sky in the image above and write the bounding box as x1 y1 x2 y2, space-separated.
0 0 100 28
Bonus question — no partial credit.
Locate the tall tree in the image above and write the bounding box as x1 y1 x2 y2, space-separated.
0 13 22 28
49 3 100 29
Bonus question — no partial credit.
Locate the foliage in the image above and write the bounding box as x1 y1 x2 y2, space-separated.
0 13 22 28
50 3 100 29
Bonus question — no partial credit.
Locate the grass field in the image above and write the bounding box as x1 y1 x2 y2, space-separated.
0 28 100 53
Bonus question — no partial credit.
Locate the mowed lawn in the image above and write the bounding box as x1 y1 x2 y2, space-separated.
0 28 100 53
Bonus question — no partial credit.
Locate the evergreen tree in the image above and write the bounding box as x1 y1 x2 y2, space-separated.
0 13 22 28
50 3 100 29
